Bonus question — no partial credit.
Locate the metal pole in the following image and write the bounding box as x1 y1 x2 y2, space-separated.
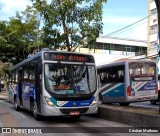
154 0 160 114
37 11 41 52
158 90 160 114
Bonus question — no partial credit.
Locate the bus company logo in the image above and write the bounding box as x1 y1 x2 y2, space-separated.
73 102 76 106
2 128 11 133
57 101 68 107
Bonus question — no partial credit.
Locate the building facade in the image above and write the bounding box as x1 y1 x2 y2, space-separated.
75 36 147 64
148 0 159 57
76 36 147 56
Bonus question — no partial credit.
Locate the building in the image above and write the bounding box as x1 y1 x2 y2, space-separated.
77 36 147 55
76 36 147 65
148 0 159 57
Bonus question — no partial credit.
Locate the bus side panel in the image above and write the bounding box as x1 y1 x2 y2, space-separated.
34 62 42 114
17 70 23 107
22 83 35 110
8 84 17 104
100 83 125 103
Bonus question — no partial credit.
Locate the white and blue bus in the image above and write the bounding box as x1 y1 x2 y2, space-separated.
8 49 98 120
97 59 158 106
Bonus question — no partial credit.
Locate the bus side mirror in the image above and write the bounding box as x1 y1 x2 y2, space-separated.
37 63 42 74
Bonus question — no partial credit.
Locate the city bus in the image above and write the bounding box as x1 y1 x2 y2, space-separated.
150 74 160 104
97 59 158 106
8 49 98 120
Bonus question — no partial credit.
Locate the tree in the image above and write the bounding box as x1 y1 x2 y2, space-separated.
31 0 107 51
0 21 17 63
0 6 41 64
0 60 10 92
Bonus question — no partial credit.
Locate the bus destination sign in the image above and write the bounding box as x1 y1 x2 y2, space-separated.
44 53 94 63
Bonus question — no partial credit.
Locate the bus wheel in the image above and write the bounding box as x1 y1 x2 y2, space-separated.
33 106 42 121
150 100 156 105
119 102 130 106
14 98 21 111
99 94 104 104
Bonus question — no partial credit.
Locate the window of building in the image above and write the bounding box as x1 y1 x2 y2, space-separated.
150 0 155 3
150 24 158 34
151 8 157 16
151 8 157 15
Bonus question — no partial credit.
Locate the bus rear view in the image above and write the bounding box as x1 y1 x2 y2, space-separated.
129 61 158 103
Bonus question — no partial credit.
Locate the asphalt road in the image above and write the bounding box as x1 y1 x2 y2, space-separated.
0 99 160 136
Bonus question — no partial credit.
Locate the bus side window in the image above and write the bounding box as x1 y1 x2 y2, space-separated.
113 73 119 82
119 74 124 82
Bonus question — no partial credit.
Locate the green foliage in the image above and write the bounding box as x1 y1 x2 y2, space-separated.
0 6 41 64
0 0 107 65
31 0 107 51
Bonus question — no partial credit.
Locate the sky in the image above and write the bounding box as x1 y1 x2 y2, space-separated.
0 0 148 41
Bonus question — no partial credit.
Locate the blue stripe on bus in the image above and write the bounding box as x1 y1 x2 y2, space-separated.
130 79 156 92
103 83 125 97
138 79 156 91
50 96 95 107
62 96 95 107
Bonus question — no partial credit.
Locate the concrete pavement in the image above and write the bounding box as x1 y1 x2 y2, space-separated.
0 92 23 136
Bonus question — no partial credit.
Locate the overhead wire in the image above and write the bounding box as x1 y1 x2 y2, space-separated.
109 20 148 37
106 15 151 37
102 13 159 60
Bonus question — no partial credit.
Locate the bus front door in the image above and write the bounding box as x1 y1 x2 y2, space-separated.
35 63 42 114
18 69 23 106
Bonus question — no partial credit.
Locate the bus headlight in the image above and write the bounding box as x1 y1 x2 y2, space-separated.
44 96 54 107
91 98 98 106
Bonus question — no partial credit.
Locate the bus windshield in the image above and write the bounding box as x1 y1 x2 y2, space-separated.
129 61 156 81
44 63 96 95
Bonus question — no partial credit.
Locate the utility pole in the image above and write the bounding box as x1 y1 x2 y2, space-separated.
154 0 160 43
154 0 160 114
37 11 41 52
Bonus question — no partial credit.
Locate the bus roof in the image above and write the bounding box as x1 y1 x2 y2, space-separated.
96 59 156 69
10 50 95 71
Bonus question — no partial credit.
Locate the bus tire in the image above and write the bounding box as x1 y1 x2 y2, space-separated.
99 94 104 104
119 102 130 106
14 97 21 111
33 106 42 121
150 100 156 105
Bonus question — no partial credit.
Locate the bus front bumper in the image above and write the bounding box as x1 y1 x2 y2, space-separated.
41 103 98 116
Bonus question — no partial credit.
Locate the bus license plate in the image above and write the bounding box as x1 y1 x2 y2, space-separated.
70 111 80 116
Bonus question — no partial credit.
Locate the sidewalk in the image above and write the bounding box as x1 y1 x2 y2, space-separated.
0 92 23 136
0 92 9 101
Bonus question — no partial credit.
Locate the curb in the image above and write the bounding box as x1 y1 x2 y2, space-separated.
98 104 160 127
